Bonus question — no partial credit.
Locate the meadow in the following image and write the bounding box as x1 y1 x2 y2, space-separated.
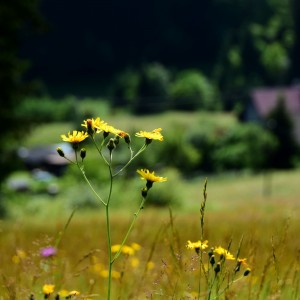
1 110 299 299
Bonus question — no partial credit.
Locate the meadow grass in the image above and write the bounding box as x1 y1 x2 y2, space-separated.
2 111 299 299
1 171 299 299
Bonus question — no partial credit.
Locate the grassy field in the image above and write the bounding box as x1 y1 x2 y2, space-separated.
1 111 299 299
1 170 300 299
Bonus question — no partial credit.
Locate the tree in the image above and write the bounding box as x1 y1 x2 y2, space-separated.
0 0 44 182
266 97 299 168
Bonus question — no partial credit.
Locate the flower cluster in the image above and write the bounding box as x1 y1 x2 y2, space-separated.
187 241 251 276
41 285 81 299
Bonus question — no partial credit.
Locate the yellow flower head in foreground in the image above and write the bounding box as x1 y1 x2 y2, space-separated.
82 117 106 134
137 169 167 189
61 130 88 148
187 240 209 254
135 128 163 143
214 246 235 260
43 284 55 295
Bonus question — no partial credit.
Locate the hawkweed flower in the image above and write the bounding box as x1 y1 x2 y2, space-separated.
94 123 120 138
81 117 106 135
43 284 55 298
111 244 135 255
214 246 235 260
41 246 57 258
135 128 163 144
137 169 167 189
61 131 88 149
67 290 80 297
186 240 209 255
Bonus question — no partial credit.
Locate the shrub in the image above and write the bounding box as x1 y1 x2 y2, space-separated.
170 70 221 111
213 123 278 171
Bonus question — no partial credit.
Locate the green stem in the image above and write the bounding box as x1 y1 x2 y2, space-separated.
113 143 147 177
111 196 146 263
106 152 114 300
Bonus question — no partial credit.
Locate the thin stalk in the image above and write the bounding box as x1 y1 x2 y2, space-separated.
111 196 146 263
198 178 208 300
113 143 147 177
106 151 114 300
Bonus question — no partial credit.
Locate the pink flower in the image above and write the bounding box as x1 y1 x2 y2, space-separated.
41 247 57 257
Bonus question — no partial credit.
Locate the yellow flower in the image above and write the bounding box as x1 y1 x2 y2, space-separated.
69 290 80 296
95 123 119 135
130 257 140 268
43 284 55 295
111 244 135 255
147 261 155 270
237 258 247 265
61 130 88 145
12 249 27 264
214 246 235 260
81 117 106 134
137 169 167 184
135 128 164 142
187 240 209 251
131 243 141 251
58 290 69 297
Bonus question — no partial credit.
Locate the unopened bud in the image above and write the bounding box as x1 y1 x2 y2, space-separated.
114 135 120 145
56 147 65 157
210 255 215 266
141 187 148 198
214 262 221 274
80 148 86 160
124 134 131 144
107 138 116 152
244 268 251 276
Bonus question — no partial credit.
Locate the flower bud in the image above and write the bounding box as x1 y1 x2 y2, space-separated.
80 148 86 160
214 262 221 274
124 134 131 144
141 187 148 198
56 147 65 157
244 268 251 276
107 138 116 152
210 255 215 266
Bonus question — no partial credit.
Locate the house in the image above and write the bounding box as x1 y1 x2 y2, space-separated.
17 143 74 176
244 85 300 144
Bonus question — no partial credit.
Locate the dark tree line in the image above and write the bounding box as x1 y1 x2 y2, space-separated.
20 0 299 100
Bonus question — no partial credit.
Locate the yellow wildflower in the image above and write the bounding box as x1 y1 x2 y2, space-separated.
214 246 235 260
69 290 80 296
147 261 155 270
187 240 209 252
111 244 135 255
43 284 55 295
130 257 140 268
58 290 69 297
135 128 163 142
137 169 167 184
81 117 106 134
61 130 88 147
131 243 141 251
